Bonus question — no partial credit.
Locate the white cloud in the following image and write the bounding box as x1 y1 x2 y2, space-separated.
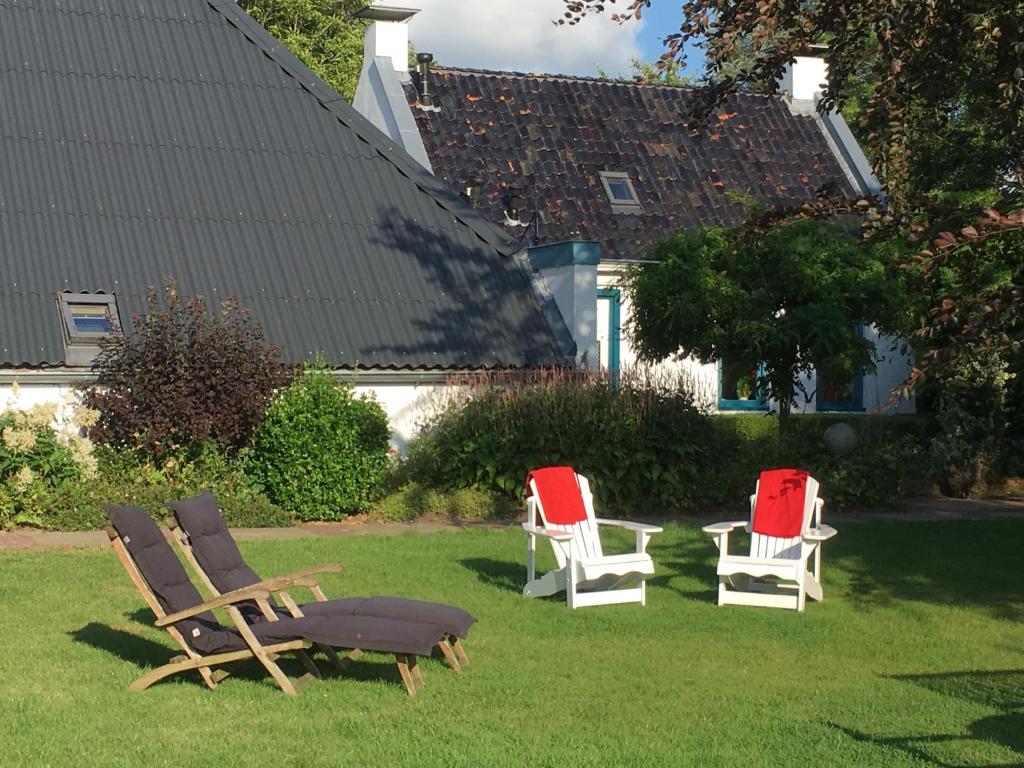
407 0 643 77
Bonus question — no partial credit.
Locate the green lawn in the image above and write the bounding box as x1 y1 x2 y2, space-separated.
2 521 1023 767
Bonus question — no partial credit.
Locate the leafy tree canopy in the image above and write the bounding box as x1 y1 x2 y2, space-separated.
626 216 895 426
238 0 372 101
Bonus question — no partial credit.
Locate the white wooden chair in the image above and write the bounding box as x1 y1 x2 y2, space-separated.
702 469 837 612
522 467 663 608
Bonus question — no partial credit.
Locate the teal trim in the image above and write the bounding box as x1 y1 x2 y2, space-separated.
816 324 866 412
528 240 601 270
597 288 621 389
717 360 768 411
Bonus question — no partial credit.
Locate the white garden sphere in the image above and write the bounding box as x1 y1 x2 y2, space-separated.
823 422 858 456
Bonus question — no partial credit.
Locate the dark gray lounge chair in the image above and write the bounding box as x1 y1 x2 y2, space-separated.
106 505 448 694
166 491 474 671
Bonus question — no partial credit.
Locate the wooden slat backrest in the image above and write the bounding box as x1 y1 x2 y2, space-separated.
529 473 603 567
748 475 820 561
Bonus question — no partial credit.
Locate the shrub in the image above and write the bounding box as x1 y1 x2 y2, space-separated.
401 366 935 513
370 483 517 522
929 351 1011 497
403 368 716 511
46 443 290 531
246 368 390 520
702 413 934 510
0 404 96 529
82 279 294 460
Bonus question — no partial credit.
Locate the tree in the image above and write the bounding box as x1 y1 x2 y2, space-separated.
626 216 894 429
597 57 695 86
82 280 295 459
238 0 372 101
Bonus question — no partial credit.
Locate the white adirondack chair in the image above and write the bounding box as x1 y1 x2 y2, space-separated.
702 469 837 612
522 467 663 608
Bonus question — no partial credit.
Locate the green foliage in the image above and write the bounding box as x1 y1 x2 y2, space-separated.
237 0 372 101
704 414 934 510
23 443 289 531
0 406 92 529
247 368 390 520
928 352 1011 498
597 57 695 86
403 369 722 511
627 219 895 427
402 367 932 512
371 482 517 523
82 279 294 461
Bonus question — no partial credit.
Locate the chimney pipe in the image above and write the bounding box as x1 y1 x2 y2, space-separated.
416 52 434 107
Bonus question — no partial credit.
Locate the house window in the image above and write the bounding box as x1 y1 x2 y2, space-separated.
718 359 767 411
57 293 121 366
599 171 642 214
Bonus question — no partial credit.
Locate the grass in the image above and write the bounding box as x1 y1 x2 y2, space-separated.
2 521 1023 767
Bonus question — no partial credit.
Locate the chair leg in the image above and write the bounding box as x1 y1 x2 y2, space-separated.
315 642 354 673
451 638 470 667
395 654 417 696
438 639 462 672
293 650 323 679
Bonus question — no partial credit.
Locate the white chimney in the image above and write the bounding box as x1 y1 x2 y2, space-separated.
354 3 419 80
779 46 829 104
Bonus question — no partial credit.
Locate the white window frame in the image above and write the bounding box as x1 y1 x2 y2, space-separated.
599 171 642 214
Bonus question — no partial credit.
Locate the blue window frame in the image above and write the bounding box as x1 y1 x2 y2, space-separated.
718 359 767 411
816 325 866 412
597 288 621 390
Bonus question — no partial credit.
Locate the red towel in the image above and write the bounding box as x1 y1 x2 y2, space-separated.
526 467 587 526
751 469 810 538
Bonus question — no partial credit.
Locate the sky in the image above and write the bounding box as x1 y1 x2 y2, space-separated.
406 0 705 79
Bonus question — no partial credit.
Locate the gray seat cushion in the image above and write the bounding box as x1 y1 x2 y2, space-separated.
169 491 476 637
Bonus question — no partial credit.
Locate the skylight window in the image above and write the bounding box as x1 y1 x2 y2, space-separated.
599 171 642 213
57 292 121 366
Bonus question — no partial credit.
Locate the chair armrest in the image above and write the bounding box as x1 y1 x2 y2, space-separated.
246 575 323 594
155 586 273 627
594 518 663 534
702 520 748 535
803 524 837 542
521 523 574 542
281 563 343 578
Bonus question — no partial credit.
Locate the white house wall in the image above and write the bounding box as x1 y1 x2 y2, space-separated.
2 378 456 454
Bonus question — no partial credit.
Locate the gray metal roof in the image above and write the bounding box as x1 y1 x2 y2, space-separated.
0 0 571 370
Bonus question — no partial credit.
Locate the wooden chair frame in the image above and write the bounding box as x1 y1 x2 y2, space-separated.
167 518 469 693
106 527 320 695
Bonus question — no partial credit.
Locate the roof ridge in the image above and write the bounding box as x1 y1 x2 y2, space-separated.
203 0 520 257
430 64 700 92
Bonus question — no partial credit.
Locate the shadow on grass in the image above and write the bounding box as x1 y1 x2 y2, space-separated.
832 716 1024 768
823 520 1024 619
459 558 523 593
69 622 413 692
891 669 1024 712
829 668 1024 766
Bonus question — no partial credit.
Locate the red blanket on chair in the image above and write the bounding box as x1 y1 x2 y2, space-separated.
526 467 587 525
751 469 810 538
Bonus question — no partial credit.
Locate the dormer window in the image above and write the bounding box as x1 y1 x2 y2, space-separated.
599 171 642 214
57 292 121 366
